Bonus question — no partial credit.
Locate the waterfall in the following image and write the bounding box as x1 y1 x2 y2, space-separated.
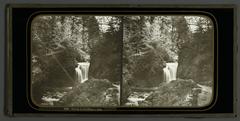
163 66 171 83
75 65 83 83
163 62 178 83
75 62 90 83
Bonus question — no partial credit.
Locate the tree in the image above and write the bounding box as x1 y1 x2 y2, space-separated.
88 16 122 83
123 16 172 88
177 16 214 86
31 15 99 103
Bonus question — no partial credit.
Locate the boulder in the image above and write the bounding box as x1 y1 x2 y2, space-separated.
56 78 119 107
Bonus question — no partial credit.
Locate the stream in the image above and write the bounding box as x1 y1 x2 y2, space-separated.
125 83 212 107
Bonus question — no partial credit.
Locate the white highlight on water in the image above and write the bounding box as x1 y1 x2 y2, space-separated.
75 62 90 83
163 63 178 83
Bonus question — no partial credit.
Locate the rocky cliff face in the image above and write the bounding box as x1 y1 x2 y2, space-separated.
177 40 214 86
130 50 165 87
88 30 122 83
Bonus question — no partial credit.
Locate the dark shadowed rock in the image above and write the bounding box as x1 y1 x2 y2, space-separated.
177 46 214 86
88 31 122 83
177 25 214 86
145 79 199 107
56 78 119 107
128 47 170 87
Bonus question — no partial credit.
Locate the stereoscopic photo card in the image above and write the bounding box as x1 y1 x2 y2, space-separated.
5 4 237 117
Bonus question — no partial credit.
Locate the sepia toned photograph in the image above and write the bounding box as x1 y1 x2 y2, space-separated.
31 15 214 108
122 16 214 107
31 16 122 107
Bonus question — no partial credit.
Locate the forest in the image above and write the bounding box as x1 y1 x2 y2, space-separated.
31 15 214 107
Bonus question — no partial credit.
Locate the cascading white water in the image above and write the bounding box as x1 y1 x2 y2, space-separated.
163 62 178 83
75 62 90 83
75 65 83 83
163 66 171 83
166 63 178 81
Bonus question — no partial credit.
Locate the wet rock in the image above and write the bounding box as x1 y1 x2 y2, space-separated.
56 78 119 107
145 79 199 107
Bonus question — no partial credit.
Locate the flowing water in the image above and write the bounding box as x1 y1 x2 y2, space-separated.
75 62 90 83
163 62 178 83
